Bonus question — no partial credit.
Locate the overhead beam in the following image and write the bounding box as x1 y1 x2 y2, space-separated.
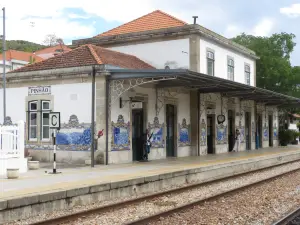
199 88 247 93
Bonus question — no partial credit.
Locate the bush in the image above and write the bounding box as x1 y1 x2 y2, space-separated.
297 122 300 130
279 129 294 146
291 130 300 140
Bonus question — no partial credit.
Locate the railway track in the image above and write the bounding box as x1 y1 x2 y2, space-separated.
273 207 300 225
29 160 300 225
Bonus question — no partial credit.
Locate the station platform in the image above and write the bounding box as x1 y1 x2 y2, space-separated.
1 146 300 223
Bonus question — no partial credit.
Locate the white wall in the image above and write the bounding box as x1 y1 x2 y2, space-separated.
109 39 190 69
200 37 255 86
0 83 91 124
52 83 91 123
0 60 28 74
0 86 28 123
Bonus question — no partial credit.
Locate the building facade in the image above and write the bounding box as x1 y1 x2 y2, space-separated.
1 10 294 164
0 50 43 74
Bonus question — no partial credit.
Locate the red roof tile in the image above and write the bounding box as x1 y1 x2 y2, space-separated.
35 45 72 55
0 50 43 63
10 44 155 73
96 10 187 37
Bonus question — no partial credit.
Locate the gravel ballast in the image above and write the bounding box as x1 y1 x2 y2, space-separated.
5 161 300 225
151 166 300 225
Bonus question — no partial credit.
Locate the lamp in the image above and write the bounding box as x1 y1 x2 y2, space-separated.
119 90 136 108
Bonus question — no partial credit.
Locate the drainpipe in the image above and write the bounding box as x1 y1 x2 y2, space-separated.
105 76 109 165
91 66 96 167
197 89 200 156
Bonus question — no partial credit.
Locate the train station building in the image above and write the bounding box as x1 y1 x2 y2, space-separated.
2 10 300 165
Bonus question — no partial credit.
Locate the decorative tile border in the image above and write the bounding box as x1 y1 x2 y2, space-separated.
178 118 191 147
216 124 227 145
148 117 164 148
111 115 130 151
200 119 207 146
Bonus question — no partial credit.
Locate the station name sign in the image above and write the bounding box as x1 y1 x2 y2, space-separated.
28 86 51 96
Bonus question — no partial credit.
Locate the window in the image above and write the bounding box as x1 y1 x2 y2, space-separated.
29 101 38 140
27 100 52 141
41 101 51 140
207 51 215 76
245 64 251 85
227 58 234 81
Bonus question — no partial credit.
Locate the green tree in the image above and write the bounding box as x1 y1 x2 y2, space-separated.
0 40 45 53
232 32 297 94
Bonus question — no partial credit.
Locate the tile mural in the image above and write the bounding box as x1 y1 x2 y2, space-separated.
263 123 269 141
216 124 227 145
273 123 278 140
178 118 191 147
251 122 255 142
237 121 245 143
148 117 164 148
111 115 130 151
56 114 92 151
200 119 207 146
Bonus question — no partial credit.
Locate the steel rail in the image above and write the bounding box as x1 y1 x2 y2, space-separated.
30 160 300 225
272 207 300 225
126 167 300 225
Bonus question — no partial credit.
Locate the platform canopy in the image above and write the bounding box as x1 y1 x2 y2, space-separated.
107 69 300 107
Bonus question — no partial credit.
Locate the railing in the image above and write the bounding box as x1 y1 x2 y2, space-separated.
0 120 25 159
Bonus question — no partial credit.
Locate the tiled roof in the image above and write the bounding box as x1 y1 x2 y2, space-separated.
96 10 187 37
10 44 155 73
35 45 72 55
0 50 43 63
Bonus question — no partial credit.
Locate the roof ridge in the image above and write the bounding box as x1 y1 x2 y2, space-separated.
92 45 139 57
87 44 103 64
156 10 187 25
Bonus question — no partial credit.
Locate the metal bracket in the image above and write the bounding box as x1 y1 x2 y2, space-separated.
109 76 177 106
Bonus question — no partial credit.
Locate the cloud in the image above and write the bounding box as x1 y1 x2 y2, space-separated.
0 0 229 45
280 4 300 18
224 25 242 38
68 13 91 19
251 18 274 37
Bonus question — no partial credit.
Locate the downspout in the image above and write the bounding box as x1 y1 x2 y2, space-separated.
105 76 109 165
91 66 96 167
197 89 200 156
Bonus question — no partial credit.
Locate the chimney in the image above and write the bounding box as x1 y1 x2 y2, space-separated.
192 16 198 25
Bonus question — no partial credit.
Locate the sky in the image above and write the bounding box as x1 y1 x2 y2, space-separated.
0 0 300 65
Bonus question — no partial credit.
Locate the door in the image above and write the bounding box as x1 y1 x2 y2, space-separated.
207 115 214 154
166 104 176 157
132 109 144 161
245 112 251 150
228 110 234 152
269 115 273 147
257 114 262 148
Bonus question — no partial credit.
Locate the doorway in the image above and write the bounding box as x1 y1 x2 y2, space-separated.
166 104 176 157
268 115 273 147
132 108 144 161
257 114 263 148
207 114 215 154
228 110 235 152
245 112 251 150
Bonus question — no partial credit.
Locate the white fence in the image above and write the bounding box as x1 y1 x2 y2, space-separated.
0 121 25 159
